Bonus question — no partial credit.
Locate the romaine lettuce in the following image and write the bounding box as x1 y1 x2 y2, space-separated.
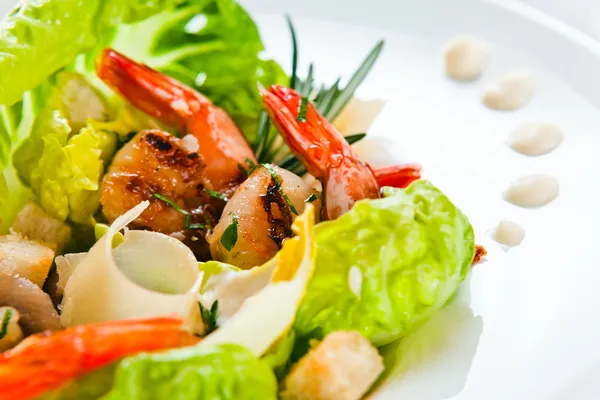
294 180 475 347
12 106 116 225
103 344 278 399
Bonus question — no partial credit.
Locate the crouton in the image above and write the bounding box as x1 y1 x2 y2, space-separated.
11 202 72 253
0 307 24 352
0 234 55 288
281 331 384 400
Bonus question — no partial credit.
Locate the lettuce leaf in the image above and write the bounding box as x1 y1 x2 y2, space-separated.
294 180 475 347
95 0 287 142
13 102 117 225
103 344 278 399
0 0 187 107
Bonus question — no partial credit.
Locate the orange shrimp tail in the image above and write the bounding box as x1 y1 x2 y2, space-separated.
262 85 350 179
373 164 422 189
97 48 208 132
0 317 198 400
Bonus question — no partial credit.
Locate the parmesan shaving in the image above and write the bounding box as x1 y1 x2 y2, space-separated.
60 201 203 334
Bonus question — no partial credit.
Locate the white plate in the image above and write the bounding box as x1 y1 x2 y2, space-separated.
239 1 600 399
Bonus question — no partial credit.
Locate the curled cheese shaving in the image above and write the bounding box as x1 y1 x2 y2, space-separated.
200 204 317 356
60 202 203 334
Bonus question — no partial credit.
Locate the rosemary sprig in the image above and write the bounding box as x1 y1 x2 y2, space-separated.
287 15 299 90
253 17 384 168
325 40 384 121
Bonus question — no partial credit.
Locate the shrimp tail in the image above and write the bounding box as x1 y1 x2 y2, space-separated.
262 85 348 179
97 48 208 132
263 85 380 220
0 317 198 400
373 164 422 189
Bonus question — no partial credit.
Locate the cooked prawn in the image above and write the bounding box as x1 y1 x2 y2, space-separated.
0 317 198 400
97 48 256 192
208 165 319 269
263 86 380 220
373 163 422 189
101 130 219 258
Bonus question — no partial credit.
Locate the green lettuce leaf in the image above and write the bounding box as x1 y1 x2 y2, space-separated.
103 344 278 399
95 0 287 142
294 180 475 347
0 0 186 107
12 79 117 226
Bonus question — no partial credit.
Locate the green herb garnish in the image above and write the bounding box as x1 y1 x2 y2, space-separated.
203 189 228 202
237 163 249 177
287 15 299 90
245 157 258 175
199 300 219 334
297 96 308 122
263 163 298 215
153 193 205 230
0 309 13 340
220 212 239 251
254 17 384 167
305 193 319 203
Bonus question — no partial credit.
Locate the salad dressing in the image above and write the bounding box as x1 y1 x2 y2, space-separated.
483 70 535 110
506 122 563 156
492 220 525 247
504 174 559 208
444 36 490 81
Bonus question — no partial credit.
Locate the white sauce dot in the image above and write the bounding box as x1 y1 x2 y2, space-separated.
443 36 490 81
504 174 559 208
483 70 535 110
506 122 563 156
348 266 363 298
493 220 526 247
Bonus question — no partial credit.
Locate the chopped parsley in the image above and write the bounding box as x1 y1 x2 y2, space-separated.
305 193 319 203
263 164 298 215
220 212 239 251
203 189 228 202
153 193 205 230
199 301 219 334
0 309 13 340
297 96 308 122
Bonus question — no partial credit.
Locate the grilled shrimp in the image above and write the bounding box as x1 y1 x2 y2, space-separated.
97 48 256 192
100 130 220 257
0 317 198 400
207 165 319 269
263 86 380 220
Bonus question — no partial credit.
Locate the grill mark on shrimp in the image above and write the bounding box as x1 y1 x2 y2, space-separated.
260 179 293 248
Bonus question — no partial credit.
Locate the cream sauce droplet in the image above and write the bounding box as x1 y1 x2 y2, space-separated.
348 266 362 298
504 174 559 208
483 70 535 110
506 122 563 156
444 36 490 81
492 220 526 247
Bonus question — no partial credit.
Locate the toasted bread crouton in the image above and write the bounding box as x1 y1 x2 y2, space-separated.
11 202 72 253
0 234 55 287
0 307 24 352
281 331 384 400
